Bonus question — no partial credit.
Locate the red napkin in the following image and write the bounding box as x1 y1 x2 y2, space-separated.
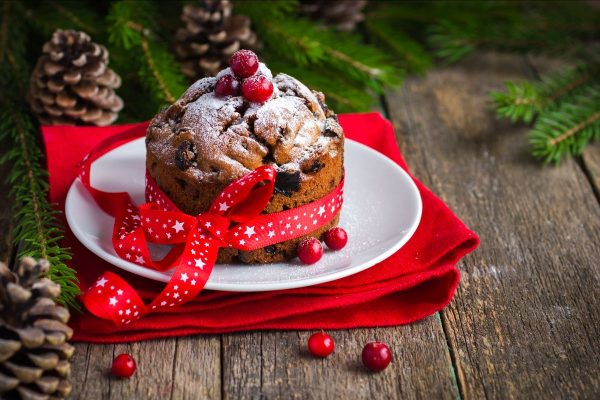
42 112 478 343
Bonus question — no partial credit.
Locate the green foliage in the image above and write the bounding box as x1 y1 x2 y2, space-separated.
491 63 600 163
107 0 187 109
235 0 400 112
0 1 80 308
530 85 600 163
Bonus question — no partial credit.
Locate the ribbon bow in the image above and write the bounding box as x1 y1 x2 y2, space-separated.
79 128 344 325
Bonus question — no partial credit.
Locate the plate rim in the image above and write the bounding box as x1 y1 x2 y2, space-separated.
65 138 422 292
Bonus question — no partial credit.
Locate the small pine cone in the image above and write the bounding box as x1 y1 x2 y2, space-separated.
299 0 367 32
174 0 261 79
28 29 124 127
0 257 74 400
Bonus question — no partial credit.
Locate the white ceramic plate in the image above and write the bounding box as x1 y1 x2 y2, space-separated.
66 138 422 292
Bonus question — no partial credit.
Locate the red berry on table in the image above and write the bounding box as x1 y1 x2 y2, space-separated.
308 332 335 357
242 75 274 103
112 353 137 378
323 227 348 250
230 49 259 78
215 74 240 97
297 237 323 265
361 341 392 372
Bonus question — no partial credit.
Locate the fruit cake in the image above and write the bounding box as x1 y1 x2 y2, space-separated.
145 50 344 263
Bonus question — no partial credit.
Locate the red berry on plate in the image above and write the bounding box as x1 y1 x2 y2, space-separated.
297 238 323 265
230 49 259 78
215 74 240 97
324 227 348 250
242 75 274 103
308 331 335 357
112 353 137 378
362 341 392 372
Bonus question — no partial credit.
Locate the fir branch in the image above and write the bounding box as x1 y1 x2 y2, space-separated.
491 63 600 123
108 0 186 111
0 1 80 308
0 106 80 309
529 84 600 163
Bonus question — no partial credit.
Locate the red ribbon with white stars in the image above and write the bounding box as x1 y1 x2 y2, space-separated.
79 127 344 326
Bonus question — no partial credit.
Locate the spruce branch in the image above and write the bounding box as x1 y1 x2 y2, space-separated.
491 63 600 123
529 84 600 163
108 0 186 112
0 1 80 308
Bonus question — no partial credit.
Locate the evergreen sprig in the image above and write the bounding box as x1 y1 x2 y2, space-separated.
0 1 79 308
235 0 400 112
108 0 187 110
530 84 600 163
491 63 600 163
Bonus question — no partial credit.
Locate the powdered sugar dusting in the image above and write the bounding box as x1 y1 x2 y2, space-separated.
146 71 343 183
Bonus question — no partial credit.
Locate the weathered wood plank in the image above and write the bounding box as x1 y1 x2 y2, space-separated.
70 336 221 399
222 318 459 399
386 52 600 399
582 143 600 196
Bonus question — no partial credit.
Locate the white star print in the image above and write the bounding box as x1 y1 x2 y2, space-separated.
195 258 205 269
268 230 275 238
117 289 124 296
125 253 131 259
172 220 184 233
205 222 212 228
239 239 246 245
166 232 172 239
180 273 189 282
285 223 291 229
318 206 326 217
244 226 256 238
125 309 131 315
267 222 273 227
219 202 229 211
96 277 108 287
135 255 145 264
173 293 180 299
191 279 197 286
296 224 302 229
109 297 118 306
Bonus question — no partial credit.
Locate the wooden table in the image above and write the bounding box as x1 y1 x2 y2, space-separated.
1 52 599 399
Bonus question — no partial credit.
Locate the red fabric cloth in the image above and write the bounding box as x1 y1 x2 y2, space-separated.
41 112 479 343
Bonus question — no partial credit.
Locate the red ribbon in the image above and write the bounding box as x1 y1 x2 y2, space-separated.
79 128 344 325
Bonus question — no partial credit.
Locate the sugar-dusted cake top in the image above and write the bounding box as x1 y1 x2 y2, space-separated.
146 51 343 183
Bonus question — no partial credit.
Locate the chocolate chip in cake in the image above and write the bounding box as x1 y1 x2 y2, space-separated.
274 171 301 196
175 140 197 170
306 161 324 174
265 245 277 254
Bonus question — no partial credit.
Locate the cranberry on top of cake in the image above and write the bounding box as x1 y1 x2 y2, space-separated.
146 50 343 184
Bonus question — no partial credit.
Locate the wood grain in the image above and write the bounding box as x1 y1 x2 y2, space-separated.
385 52 600 399
582 143 600 196
70 336 221 399
222 319 459 400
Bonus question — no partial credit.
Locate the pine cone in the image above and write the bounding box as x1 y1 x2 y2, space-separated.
0 257 74 400
174 0 260 79
299 0 367 32
28 29 124 126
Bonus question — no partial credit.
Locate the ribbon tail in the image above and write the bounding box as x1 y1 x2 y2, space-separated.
81 272 147 325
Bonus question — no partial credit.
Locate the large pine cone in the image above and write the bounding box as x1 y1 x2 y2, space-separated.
28 29 123 126
174 0 260 79
299 0 367 32
0 258 74 400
